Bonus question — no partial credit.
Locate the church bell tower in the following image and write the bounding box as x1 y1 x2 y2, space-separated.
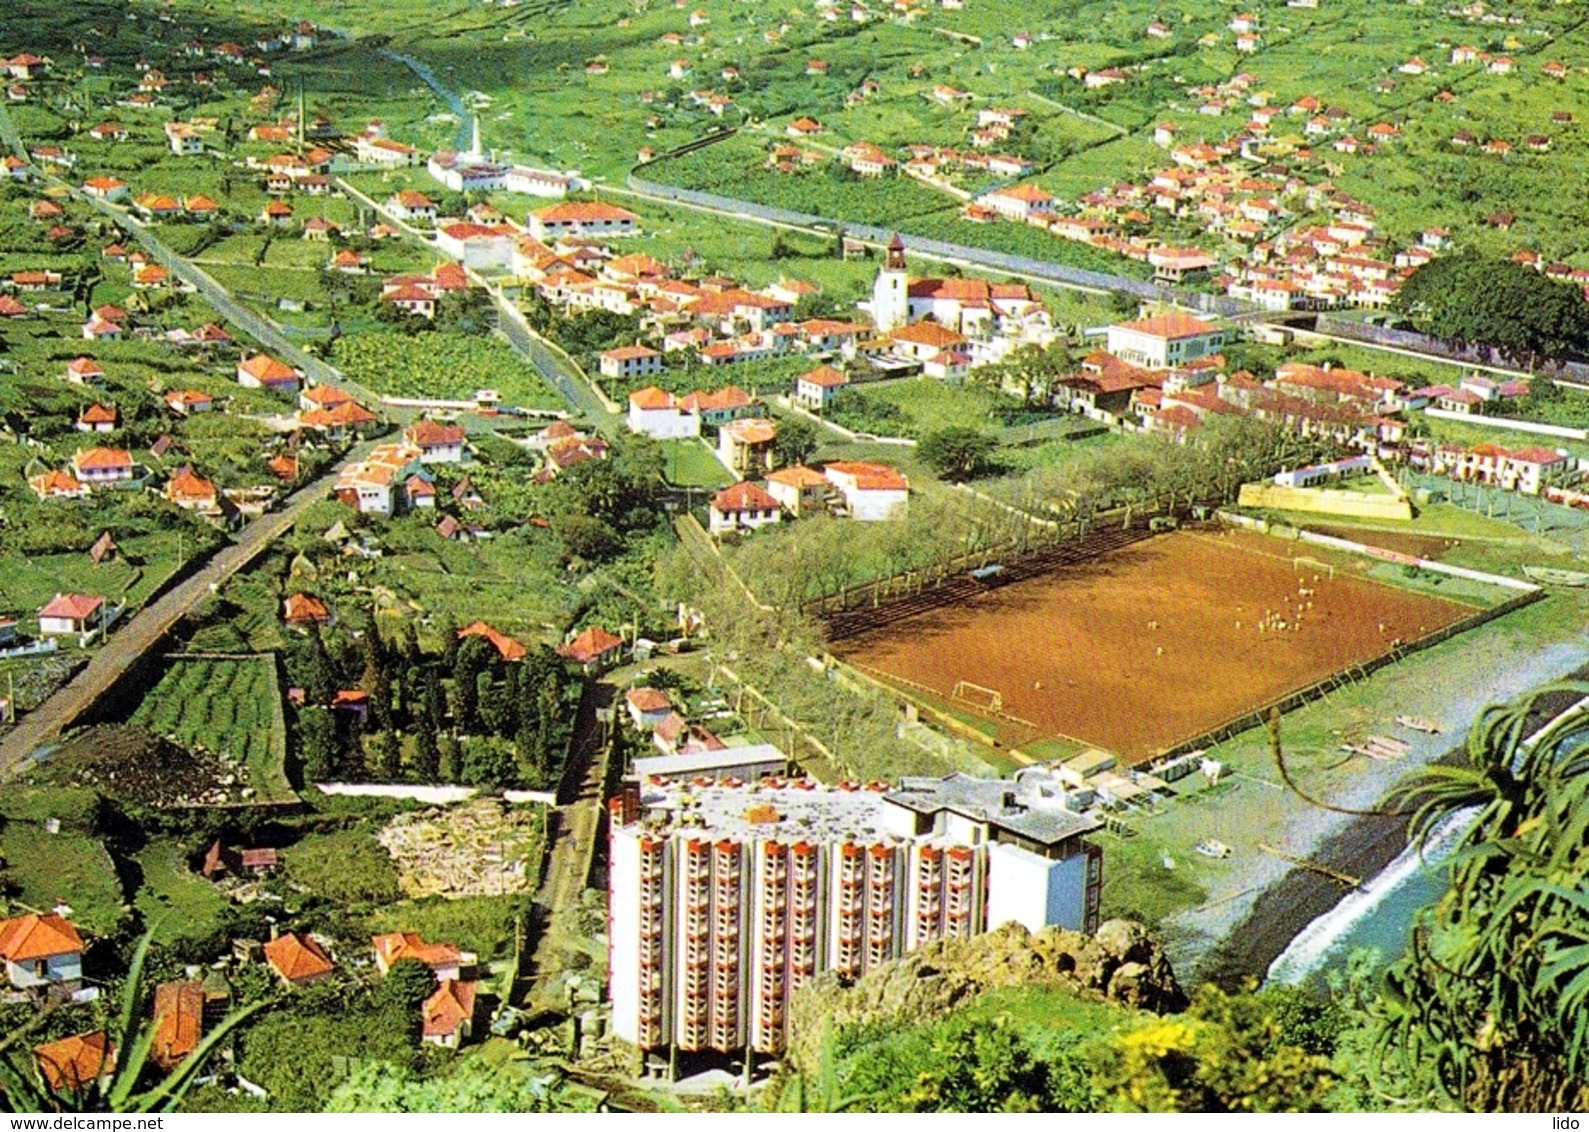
872 232 909 332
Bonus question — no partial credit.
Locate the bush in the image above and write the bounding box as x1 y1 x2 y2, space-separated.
282 828 402 906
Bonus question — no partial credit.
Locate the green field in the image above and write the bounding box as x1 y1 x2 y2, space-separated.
828 376 1038 441
660 439 733 488
330 331 563 409
0 786 128 938
130 656 296 803
133 838 230 947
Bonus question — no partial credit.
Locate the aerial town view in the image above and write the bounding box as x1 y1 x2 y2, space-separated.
0 0 1586 1116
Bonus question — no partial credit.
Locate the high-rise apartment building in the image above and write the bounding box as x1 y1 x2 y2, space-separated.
607 770 1102 1060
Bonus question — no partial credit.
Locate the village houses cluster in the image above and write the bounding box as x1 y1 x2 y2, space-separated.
2 882 489 1091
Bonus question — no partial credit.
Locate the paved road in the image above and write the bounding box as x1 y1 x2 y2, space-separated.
0 453 364 775
0 100 379 407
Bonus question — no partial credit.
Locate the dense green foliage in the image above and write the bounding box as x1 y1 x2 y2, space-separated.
919 426 997 481
324 1061 602 1113
1375 683 1589 1110
330 332 561 408
1396 251 1589 367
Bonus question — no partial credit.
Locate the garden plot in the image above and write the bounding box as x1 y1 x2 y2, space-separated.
127 656 295 804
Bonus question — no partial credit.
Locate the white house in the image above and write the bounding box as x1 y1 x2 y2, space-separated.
765 464 831 515
37 594 105 638
504 166 577 198
626 387 700 439
237 353 302 392
600 344 663 381
387 191 437 223
355 135 418 166
982 183 1055 222
1104 313 1226 370
334 443 429 516
708 481 783 535
824 461 909 521
164 122 204 155
0 913 85 992
71 447 134 484
403 419 467 464
528 201 639 242
81 176 127 202
624 686 675 730
794 364 848 410
433 223 516 271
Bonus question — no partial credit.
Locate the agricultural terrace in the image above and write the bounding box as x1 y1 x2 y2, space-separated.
837 527 1490 764
328 332 564 410
129 655 296 804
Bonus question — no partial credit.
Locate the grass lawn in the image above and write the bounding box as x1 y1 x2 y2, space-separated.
282 826 403 907
828 377 1033 441
1097 822 1212 930
364 894 526 964
1017 735 1090 763
660 440 732 489
0 786 127 937
133 838 229 947
1248 500 1540 544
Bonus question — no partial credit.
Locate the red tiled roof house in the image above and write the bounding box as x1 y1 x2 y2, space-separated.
0 913 85 992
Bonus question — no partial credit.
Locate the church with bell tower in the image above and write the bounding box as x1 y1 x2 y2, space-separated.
870 233 910 332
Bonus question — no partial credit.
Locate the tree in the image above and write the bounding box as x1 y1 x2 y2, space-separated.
460 739 518 790
437 733 460 782
1373 682 1589 1111
412 720 440 783
437 612 461 668
514 712 539 784
550 511 616 561
360 632 394 732
475 671 501 736
1395 250 1589 368
303 623 338 704
1091 986 1334 1112
377 958 437 1018
450 637 496 733
297 705 339 783
773 416 819 467
919 426 996 481
368 730 400 781
422 668 447 735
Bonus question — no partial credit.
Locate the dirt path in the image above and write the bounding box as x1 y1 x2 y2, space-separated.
526 678 612 1008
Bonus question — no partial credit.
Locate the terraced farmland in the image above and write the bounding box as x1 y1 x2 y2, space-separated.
130 655 296 804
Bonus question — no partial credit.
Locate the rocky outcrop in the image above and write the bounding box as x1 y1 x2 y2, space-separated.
786 920 1184 1074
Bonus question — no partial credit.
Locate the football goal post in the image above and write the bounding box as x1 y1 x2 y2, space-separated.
952 681 1004 712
